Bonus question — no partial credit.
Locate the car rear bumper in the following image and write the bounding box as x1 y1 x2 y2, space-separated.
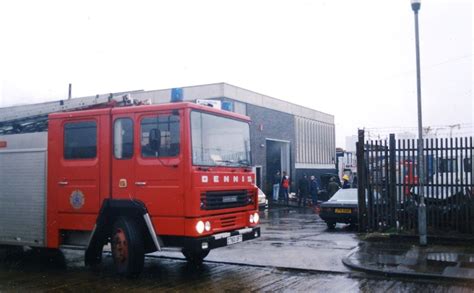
319 212 358 224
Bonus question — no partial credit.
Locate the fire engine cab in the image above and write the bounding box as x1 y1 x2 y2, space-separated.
0 94 260 276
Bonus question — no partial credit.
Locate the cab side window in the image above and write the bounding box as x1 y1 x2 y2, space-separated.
64 121 97 159
114 118 134 159
141 114 180 158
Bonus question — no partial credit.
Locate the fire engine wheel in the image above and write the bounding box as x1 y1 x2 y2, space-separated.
182 248 210 264
111 217 145 277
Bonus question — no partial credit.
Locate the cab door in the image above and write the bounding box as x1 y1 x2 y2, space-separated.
133 111 184 217
56 119 101 213
111 115 135 199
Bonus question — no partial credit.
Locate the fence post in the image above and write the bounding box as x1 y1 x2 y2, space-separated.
357 129 367 231
389 134 397 228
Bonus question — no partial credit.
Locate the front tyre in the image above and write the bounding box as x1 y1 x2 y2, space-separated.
326 221 336 230
182 248 210 264
111 217 145 277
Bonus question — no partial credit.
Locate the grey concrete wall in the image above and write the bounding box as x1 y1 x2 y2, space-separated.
246 103 296 194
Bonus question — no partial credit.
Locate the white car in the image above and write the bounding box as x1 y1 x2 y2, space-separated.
257 187 268 209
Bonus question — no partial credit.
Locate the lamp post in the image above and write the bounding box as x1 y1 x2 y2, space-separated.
411 0 427 246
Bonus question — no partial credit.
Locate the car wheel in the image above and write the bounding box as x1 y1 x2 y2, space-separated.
326 222 336 230
111 217 145 277
182 248 210 264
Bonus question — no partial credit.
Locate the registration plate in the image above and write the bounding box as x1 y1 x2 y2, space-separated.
226 234 243 245
223 196 238 203
335 208 352 214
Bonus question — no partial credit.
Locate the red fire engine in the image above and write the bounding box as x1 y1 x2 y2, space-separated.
402 160 418 196
0 95 260 276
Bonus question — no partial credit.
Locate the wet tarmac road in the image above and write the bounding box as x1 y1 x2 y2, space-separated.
1 206 474 292
1 249 473 292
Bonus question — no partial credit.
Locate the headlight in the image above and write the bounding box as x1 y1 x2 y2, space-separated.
249 214 254 223
196 221 205 234
253 212 259 224
205 221 211 232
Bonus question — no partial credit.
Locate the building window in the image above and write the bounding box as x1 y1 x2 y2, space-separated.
114 118 134 159
64 121 97 159
140 114 180 158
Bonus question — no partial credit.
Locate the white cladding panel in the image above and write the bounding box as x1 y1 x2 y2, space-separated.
223 83 334 124
130 83 334 125
131 83 225 104
0 148 47 247
295 116 335 165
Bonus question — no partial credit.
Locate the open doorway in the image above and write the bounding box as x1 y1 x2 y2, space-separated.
265 139 290 195
253 165 262 189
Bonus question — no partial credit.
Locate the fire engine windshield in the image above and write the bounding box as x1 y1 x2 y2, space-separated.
191 111 251 167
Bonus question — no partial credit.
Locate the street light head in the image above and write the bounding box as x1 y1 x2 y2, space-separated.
411 0 421 12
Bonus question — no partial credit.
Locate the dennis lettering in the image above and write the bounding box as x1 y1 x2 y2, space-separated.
200 175 253 184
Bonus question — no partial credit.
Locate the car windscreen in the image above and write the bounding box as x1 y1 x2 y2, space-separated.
329 189 358 202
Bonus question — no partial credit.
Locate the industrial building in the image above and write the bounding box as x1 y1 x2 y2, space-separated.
130 83 336 194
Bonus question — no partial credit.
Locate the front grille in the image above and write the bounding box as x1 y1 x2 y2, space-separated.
220 216 237 227
201 190 252 210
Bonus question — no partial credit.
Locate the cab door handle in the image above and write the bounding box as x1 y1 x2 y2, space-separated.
58 181 69 186
135 181 147 186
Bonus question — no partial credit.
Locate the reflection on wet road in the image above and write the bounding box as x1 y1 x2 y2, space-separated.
1 207 473 291
1 248 473 292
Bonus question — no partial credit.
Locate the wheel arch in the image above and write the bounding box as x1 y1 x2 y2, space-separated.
85 199 160 266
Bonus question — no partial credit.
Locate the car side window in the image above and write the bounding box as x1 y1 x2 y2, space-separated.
140 114 180 158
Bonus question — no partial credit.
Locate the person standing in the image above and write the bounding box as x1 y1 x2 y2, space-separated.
281 171 290 205
298 174 310 207
342 175 351 189
272 170 281 202
310 175 320 206
351 174 358 188
327 176 340 198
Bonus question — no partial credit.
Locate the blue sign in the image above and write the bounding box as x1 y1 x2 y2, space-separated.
171 88 183 102
222 101 233 111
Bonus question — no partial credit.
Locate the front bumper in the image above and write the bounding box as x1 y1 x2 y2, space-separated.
182 226 260 252
258 199 268 209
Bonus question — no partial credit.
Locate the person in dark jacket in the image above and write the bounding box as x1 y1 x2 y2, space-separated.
351 174 358 188
327 176 340 198
310 175 320 206
298 174 310 207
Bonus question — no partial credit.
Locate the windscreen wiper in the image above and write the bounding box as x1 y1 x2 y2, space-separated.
214 159 234 165
237 159 251 166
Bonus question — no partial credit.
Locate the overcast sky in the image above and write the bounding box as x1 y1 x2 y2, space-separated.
0 0 472 146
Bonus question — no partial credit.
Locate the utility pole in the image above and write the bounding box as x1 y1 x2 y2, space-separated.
411 0 427 246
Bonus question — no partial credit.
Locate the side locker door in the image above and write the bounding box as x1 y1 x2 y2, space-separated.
111 115 136 199
56 118 101 214
134 111 184 217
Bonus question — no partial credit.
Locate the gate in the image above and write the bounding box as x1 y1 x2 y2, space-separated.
356 130 474 236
